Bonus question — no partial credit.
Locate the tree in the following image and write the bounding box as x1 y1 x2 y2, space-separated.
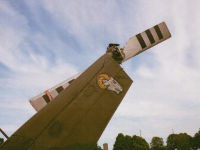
93 143 102 150
150 136 165 150
132 135 150 150
113 133 133 150
166 134 177 150
0 138 4 146
167 133 192 150
113 133 125 150
176 133 192 150
192 129 200 150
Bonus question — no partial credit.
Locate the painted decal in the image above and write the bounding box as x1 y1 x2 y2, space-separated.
97 74 123 94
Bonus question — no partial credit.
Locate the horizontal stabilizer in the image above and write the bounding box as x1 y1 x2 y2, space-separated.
123 22 171 62
30 73 80 112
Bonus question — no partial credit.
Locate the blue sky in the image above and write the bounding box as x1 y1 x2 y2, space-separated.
0 0 200 149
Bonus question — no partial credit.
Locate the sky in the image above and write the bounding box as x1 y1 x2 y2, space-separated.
0 0 200 149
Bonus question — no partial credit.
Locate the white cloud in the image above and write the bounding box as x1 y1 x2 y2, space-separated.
1 0 200 149
99 0 200 148
0 0 79 137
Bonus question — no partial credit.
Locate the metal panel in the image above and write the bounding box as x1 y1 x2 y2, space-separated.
1 54 132 150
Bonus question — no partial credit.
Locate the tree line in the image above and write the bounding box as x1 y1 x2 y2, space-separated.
93 129 200 150
1 129 200 149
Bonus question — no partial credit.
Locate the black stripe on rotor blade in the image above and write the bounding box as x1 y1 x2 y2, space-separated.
68 79 75 84
136 34 147 49
56 86 64 93
154 25 163 40
145 29 155 44
43 94 50 103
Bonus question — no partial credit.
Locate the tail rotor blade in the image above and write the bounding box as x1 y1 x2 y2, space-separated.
123 22 171 62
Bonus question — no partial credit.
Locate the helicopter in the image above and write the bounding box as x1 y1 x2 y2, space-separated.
0 22 171 150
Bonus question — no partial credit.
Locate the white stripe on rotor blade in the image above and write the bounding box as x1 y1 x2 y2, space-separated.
150 27 160 42
123 36 142 61
158 22 171 39
141 31 151 48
